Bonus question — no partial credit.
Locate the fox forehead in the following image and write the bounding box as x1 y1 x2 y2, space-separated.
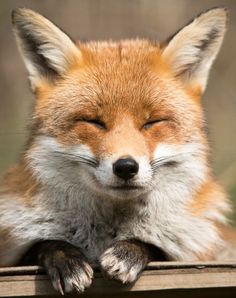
35 39 201 125
31 39 205 161
78 39 162 69
38 39 167 102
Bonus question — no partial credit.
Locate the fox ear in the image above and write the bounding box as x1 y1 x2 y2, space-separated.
12 8 81 90
162 8 228 93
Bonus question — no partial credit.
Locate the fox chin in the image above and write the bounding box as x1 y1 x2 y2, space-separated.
0 7 235 295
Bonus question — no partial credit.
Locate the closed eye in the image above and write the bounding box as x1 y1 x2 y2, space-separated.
143 119 168 130
84 119 106 129
75 117 106 130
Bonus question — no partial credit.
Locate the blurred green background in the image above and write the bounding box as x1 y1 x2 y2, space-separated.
0 0 236 220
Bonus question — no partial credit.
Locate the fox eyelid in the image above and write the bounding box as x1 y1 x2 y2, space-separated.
75 117 106 130
143 119 168 130
86 119 106 129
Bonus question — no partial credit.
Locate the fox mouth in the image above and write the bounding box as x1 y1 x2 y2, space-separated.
89 173 147 196
108 185 143 191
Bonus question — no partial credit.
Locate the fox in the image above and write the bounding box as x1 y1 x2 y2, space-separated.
0 6 235 294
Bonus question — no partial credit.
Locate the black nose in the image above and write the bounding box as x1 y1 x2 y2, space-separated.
113 157 139 180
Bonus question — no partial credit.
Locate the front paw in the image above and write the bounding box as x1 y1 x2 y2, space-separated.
38 241 93 294
100 240 149 284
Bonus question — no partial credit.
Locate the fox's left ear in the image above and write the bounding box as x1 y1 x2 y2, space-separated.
162 8 228 93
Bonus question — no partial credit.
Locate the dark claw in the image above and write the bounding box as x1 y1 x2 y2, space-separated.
20 240 93 294
56 278 64 296
47 266 64 295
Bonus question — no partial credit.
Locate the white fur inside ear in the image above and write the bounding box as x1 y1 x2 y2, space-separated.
162 8 227 91
12 8 81 89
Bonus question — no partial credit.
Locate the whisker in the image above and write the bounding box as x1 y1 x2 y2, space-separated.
53 151 98 168
150 151 200 171
150 154 181 166
151 161 179 172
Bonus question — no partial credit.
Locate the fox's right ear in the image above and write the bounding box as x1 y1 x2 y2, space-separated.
12 8 81 91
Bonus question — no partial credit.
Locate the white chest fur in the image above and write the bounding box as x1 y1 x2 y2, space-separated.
0 178 225 266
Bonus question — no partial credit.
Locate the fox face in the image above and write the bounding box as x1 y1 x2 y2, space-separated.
12 8 227 199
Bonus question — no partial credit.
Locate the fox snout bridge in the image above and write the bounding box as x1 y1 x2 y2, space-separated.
113 157 139 180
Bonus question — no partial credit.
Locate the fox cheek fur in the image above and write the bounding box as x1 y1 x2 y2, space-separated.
0 7 233 295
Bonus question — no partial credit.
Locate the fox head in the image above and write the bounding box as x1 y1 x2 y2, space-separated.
12 8 227 199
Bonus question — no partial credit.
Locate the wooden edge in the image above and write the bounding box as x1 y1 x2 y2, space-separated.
0 262 236 296
1 261 236 275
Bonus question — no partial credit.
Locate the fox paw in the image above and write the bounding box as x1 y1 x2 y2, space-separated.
38 241 93 294
100 240 149 284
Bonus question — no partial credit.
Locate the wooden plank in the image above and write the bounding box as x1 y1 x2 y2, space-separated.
1 261 236 275
0 262 236 297
81 288 236 298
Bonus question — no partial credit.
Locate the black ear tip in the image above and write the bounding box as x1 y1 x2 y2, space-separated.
11 8 23 24
202 6 229 19
11 8 18 24
213 6 228 13
221 7 229 20
203 6 228 13
214 6 229 17
11 7 34 25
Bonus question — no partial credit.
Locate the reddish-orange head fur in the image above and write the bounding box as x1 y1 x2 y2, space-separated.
33 40 205 162
11 7 227 200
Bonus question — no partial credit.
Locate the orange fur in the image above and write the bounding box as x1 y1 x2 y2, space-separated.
1 39 227 213
2 163 39 205
29 41 204 160
1 8 234 269
189 180 227 216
